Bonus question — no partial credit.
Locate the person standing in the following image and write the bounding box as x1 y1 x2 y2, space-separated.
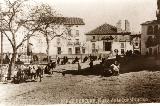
78 62 81 71
36 66 42 82
57 57 60 65
89 59 93 69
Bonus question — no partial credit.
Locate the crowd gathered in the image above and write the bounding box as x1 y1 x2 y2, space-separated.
0 54 121 84
0 64 44 83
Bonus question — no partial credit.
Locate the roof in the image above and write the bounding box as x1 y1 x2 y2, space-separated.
41 17 85 25
64 17 85 25
86 23 130 35
141 20 160 25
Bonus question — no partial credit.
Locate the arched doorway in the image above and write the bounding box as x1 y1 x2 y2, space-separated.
148 48 152 55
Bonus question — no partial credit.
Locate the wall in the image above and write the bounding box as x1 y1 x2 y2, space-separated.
49 25 86 56
141 24 159 55
132 36 141 51
112 42 133 55
141 25 149 55
86 34 133 55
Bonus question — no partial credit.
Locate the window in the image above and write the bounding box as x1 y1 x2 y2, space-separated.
76 30 79 36
75 47 80 54
82 48 85 54
75 39 80 45
93 36 95 40
104 42 111 51
57 47 61 54
154 25 158 35
92 43 96 53
121 43 124 48
135 42 138 46
146 36 154 48
68 48 72 54
147 26 153 35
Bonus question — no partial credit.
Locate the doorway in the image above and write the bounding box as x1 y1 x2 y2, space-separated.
149 48 152 55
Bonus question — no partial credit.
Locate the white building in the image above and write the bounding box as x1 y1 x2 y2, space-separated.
0 17 86 62
49 17 86 56
86 23 133 57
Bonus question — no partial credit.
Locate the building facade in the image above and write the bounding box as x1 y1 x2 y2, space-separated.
49 17 86 56
141 21 160 55
130 34 141 53
86 23 133 57
141 0 160 55
0 17 86 63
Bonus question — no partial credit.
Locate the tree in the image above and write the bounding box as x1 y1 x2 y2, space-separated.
31 4 66 62
1 0 40 79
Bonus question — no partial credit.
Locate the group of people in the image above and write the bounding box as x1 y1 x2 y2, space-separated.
101 59 120 76
12 64 44 83
88 54 120 76
57 56 80 65
57 56 69 65
0 65 9 82
0 55 121 83
45 61 56 74
0 64 45 83
109 61 120 76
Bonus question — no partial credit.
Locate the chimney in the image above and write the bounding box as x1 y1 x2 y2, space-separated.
116 20 122 33
125 20 130 32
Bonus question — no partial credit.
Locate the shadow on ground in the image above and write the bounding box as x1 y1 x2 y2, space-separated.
58 56 160 77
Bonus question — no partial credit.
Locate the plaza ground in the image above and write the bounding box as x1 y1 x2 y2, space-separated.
0 57 160 105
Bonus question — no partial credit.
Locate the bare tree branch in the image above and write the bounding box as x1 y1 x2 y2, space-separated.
1 0 42 79
2 31 14 48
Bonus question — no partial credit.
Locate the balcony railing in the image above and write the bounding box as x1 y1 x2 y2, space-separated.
67 42 81 46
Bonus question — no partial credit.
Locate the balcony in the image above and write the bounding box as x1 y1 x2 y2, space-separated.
67 42 81 46
91 39 97 42
67 42 74 46
74 42 81 46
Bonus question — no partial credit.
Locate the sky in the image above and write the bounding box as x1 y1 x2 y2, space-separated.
0 0 158 53
34 0 157 33
0 0 157 33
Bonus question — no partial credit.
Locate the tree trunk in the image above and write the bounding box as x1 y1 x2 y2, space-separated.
46 34 50 63
7 48 17 80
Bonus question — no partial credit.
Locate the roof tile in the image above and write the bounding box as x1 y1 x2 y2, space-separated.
64 17 85 25
86 23 130 35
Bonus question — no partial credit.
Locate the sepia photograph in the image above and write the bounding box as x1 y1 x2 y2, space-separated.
0 0 160 105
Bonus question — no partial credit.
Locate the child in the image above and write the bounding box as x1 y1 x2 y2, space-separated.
110 61 120 76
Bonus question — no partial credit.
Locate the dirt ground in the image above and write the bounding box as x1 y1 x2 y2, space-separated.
0 59 160 105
